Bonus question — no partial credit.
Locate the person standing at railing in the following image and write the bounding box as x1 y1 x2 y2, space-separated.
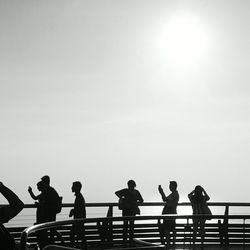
28 180 46 224
0 181 24 250
41 175 62 223
29 175 63 249
69 181 86 248
115 180 144 245
158 181 179 246
188 185 211 247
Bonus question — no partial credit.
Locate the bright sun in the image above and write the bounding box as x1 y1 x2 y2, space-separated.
156 12 210 69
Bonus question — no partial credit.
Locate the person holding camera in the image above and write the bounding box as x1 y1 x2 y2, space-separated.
158 181 179 246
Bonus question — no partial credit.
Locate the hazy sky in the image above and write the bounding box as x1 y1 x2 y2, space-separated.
0 0 249 205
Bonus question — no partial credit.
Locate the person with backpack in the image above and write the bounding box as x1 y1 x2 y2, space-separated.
115 180 143 216
34 175 63 249
41 175 62 222
115 180 144 244
28 180 46 224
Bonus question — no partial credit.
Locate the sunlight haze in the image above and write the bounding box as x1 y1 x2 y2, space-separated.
0 0 249 207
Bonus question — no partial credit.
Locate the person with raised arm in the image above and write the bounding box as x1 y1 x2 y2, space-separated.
28 180 46 224
188 185 211 247
158 181 179 246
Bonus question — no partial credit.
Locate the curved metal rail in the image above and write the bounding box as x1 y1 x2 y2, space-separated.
20 214 250 250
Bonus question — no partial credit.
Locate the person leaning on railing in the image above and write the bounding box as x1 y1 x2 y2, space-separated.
0 181 24 250
115 179 144 244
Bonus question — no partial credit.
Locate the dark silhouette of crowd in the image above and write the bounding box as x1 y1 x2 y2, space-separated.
1 177 213 250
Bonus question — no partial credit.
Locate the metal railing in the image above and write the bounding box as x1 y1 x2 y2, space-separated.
6 201 250 228
20 214 250 250
3 202 250 249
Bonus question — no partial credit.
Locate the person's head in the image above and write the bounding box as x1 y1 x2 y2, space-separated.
169 181 177 192
194 185 203 196
72 181 82 193
127 180 136 189
41 175 50 187
37 181 44 192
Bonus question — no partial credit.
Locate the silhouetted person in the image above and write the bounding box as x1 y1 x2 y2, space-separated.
115 180 143 216
188 185 211 247
158 181 179 246
0 182 24 250
69 181 86 248
28 181 45 224
115 180 143 244
31 175 62 249
41 175 60 222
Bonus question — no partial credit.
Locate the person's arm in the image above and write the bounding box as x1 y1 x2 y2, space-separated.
137 190 144 203
115 189 125 198
28 186 39 200
188 190 195 202
0 182 24 223
202 187 210 202
158 185 167 202
82 197 86 218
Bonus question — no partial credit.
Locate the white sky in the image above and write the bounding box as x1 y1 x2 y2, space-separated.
0 0 249 205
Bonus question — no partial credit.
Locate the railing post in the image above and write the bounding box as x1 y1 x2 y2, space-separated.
184 218 191 246
243 218 246 250
107 205 113 246
16 202 250 249
97 205 114 247
219 205 229 246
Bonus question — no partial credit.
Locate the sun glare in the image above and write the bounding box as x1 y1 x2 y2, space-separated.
156 12 210 69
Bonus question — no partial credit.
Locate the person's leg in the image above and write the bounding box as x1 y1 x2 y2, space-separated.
192 219 198 245
77 222 87 250
70 224 77 246
122 210 129 243
37 229 50 249
158 221 165 245
162 219 176 246
165 230 171 248
171 220 177 246
128 219 135 246
200 220 206 247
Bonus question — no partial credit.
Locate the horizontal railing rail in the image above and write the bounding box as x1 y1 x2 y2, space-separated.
6 201 250 208
1 201 250 209
5 201 250 227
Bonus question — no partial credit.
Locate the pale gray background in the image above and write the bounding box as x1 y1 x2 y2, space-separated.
0 0 249 208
